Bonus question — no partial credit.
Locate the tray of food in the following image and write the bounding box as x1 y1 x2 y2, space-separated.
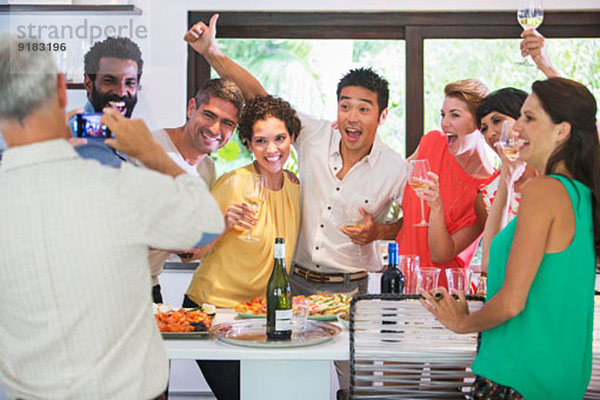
211 319 342 348
154 303 216 339
234 293 351 321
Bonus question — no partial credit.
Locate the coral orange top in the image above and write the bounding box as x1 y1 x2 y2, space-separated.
396 131 496 288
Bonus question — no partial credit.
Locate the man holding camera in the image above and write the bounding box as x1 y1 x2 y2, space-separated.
0 36 224 399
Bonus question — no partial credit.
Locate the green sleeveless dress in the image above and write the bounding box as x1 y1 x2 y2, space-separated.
471 175 596 399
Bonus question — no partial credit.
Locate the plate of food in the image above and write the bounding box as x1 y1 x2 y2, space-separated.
234 293 351 321
336 311 349 328
154 303 216 339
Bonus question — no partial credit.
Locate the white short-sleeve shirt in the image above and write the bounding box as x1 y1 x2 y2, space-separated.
0 139 223 399
294 112 409 273
146 129 216 285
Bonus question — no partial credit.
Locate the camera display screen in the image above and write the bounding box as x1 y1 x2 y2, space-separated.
71 113 112 139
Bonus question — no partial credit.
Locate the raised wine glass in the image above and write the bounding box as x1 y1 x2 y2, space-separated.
499 120 521 162
516 0 544 66
242 174 266 242
408 159 431 227
342 205 364 257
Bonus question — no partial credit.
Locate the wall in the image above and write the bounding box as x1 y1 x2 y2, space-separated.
1 0 591 132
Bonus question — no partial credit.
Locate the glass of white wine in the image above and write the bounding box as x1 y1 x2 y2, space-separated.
516 0 544 66
342 205 365 257
242 174 266 242
499 120 521 162
408 159 431 227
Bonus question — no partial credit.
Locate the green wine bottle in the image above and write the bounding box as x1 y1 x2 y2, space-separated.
266 237 292 340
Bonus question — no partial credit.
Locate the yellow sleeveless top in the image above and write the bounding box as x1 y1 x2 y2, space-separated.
186 164 300 308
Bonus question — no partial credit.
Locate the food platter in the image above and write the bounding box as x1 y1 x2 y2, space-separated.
155 305 215 339
234 293 351 321
211 319 342 348
161 331 212 340
235 311 337 321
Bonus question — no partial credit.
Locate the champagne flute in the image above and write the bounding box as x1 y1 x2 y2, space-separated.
499 120 521 162
342 206 364 257
408 159 431 227
242 174 266 242
516 0 544 66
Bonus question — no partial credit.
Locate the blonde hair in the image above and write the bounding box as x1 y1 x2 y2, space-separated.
444 79 490 118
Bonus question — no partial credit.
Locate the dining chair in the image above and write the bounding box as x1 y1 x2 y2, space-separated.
349 294 484 399
584 292 600 399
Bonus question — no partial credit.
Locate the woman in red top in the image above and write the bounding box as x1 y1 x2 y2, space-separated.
397 79 497 288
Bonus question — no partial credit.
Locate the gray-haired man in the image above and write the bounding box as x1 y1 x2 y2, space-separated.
0 35 224 399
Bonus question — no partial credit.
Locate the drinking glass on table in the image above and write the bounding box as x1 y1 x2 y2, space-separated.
445 268 473 294
499 120 522 162
408 159 431 227
292 298 310 335
242 174 266 242
342 205 365 256
399 255 420 294
516 0 544 66
418 266 441 293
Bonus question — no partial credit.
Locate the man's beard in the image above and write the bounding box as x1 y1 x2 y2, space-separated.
89 85 138 118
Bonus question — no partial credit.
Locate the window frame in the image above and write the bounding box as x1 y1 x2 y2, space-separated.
188 11 600 157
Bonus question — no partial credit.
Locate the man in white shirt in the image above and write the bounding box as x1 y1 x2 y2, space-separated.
0 36 224 400
185 14 409 297
145 78 244 303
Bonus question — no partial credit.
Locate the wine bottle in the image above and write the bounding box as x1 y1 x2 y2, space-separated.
381 242 405 294
266 237 292 340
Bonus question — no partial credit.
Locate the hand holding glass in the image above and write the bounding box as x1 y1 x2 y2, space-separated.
499 120 521 162
242 174 266 242
516 0 544 66
342 206 364 256
408 159 431 227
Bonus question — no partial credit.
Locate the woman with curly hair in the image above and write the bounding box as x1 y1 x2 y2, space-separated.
184 94 301 308
181 95 301 400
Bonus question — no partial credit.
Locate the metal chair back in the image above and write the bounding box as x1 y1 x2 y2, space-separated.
349 294 484 399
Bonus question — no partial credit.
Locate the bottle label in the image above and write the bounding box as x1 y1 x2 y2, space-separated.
274 309 292 331
274 243 285 259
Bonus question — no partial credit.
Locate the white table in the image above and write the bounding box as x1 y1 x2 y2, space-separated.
163 310 349 400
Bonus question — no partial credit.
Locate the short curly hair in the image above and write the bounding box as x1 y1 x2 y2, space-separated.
84 37 143 82
237 95 301 149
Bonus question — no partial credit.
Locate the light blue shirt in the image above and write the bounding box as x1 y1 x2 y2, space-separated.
73 100 127 168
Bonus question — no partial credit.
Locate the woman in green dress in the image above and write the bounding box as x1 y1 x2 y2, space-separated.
421 77 600 400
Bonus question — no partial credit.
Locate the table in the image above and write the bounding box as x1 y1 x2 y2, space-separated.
163 309 349 400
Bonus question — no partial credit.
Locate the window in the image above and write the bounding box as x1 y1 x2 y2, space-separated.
188 11 600 171
210 38 405 175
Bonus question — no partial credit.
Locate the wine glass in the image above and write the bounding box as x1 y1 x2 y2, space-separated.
242 174 266 242
408 159 431 227
499 121 521 162
342 206 364 256
516 0 544 66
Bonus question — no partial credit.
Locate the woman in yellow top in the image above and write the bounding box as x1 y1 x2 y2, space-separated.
184 95 301 309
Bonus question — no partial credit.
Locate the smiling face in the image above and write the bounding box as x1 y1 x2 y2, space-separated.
513 93 567 171
337 86 386 158
248 116 294 177
441 96 479 155
184 96 239 155
85 57 139 117
480 112 517 153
